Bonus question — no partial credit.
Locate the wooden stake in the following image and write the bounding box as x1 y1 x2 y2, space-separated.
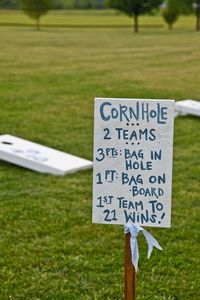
125 232 136 300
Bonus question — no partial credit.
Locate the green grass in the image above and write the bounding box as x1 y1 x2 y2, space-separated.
0 11 200 300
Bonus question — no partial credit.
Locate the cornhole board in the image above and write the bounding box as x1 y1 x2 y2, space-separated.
0 134 93 175
175 100 200 117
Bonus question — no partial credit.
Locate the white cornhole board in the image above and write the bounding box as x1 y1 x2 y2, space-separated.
175 100 200 117
0 134 93 175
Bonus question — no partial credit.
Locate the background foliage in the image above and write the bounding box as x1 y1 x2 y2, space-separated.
0 0 106 9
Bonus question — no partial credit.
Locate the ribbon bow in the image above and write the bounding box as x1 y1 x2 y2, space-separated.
124 223 163 272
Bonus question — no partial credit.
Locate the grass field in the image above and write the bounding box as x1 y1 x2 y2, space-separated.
0 10 200 300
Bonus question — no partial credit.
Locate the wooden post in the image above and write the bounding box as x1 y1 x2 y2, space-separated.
125 233 136 300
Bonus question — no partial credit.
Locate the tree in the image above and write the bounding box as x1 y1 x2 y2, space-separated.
180 0 200 31
107 0 163 32
52 0 65 9
63 0 75 9
21 0 52 30
161 0 179 30
193 0 200 31
0 0 19 9
73 0 92 9
92 0 106 9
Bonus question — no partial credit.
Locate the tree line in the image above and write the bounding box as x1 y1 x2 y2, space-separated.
0 0 106 9
0 0 199 32
107 0 200 32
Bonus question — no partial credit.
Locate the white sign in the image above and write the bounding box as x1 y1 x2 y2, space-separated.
93 98 174 228
0 134 93 175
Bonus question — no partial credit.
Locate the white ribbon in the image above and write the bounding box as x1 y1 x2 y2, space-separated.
124 223 163 272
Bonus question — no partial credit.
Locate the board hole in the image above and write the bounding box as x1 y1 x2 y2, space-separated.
1 141 13 145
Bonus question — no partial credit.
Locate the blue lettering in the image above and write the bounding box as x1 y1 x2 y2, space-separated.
99 102 111 121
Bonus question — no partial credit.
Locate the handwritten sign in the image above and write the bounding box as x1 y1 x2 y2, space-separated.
92 98 174 228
